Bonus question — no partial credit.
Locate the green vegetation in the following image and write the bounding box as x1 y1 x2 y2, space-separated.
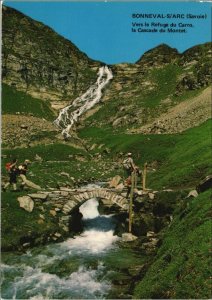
1 191 60 251
1 143 118 188
82 64 204 132
2 83 55 120
142 64 180 108
79 120 212 189
134 190 212 299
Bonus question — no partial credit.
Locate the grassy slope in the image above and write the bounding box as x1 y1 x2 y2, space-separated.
1 143 120 188
82 64 205 132
79 119 212 189
2 144 88 187
83 64 182 129
134 190 212 299
2 83 55 121
1 191 60 250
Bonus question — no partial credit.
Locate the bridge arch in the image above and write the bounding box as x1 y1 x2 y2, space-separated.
62 188 129 215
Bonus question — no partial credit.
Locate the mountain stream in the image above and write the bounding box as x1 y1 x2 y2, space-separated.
1 192 144 299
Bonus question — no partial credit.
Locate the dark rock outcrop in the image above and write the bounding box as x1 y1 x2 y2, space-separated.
196 175 212 193
2 5 100 103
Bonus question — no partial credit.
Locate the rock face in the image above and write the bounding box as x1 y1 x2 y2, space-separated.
132 190 181 236
136 44 179 67
2 5 100 104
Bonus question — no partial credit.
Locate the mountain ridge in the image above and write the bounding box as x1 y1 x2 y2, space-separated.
2 5 211 139
2 5 101 104
2 5 211 109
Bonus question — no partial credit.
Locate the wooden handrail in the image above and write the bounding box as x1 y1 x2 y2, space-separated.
129 171 136 233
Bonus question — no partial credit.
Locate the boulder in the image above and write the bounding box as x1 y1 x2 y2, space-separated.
146 231 155 238
37 219 44 224
122 233 138 242
186 190 198 198
55 208 61 212
54 232 62 238
109 175 122 188
35 154 43 162
148 192 155 200
20 124 28 130
50 210 57 217
60 172 70 178
17 196 34 212
116 183 125 191
28 193 48 200
39 214 45 220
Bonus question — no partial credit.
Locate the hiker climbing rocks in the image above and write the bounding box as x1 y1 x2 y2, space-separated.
3 158 19 191
18 159 41 190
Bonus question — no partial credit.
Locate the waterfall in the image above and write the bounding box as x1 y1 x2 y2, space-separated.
54 66 113 137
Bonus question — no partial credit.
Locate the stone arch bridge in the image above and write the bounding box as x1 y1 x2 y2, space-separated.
28 187 129 215
62 187 129 214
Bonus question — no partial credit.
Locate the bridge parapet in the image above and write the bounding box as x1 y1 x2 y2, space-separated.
27 187 129 215
62 188 129 214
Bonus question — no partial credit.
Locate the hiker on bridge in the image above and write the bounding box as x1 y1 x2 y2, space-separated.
3 158 19 191
18 159 41 190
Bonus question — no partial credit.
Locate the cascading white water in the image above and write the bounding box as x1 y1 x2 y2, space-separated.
1 195 120 299
54 66 113 137
61 198 119 255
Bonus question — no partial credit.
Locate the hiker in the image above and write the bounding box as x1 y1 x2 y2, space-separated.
18 159 41 190
123 153 137 198
3 158 19 191
122 153 136 177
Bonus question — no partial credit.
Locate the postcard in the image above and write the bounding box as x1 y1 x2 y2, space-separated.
1 1 211 299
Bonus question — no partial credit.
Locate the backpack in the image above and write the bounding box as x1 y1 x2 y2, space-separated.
122 158 131 170
5 162 12 172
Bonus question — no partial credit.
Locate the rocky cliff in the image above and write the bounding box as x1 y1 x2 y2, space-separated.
2 5 101 108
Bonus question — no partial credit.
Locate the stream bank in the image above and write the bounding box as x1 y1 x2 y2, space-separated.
2 182 210 299
1 184 186 253
1 198 147 299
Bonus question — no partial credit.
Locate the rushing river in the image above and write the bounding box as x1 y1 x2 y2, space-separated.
1 196 144 299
